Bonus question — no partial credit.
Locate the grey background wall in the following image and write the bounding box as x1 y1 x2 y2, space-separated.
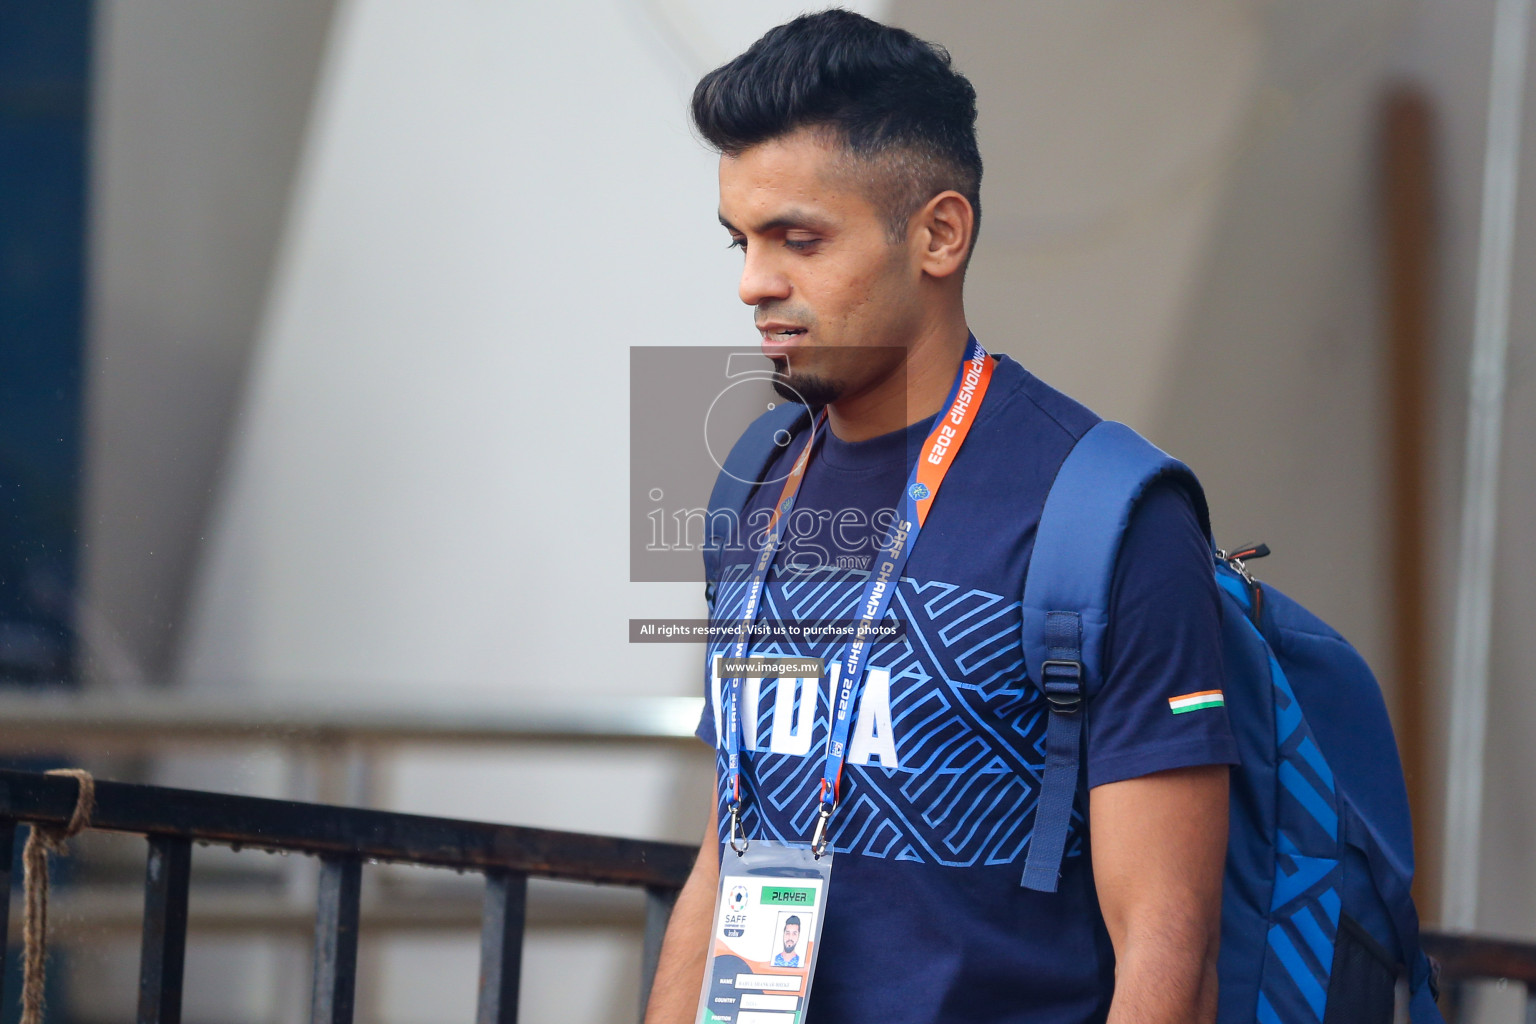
82 0 337 686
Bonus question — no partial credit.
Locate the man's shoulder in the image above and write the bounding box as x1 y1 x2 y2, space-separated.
953 352 1103 497
981 352 1101 444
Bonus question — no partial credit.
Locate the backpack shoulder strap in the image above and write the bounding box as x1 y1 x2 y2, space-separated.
1340 801 1447 1021
703 402 812 592
1020 420 1207 891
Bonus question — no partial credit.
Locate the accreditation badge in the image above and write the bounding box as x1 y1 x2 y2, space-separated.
695 842 832 1023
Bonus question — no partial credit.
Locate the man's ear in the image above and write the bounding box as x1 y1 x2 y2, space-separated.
915 191 974 279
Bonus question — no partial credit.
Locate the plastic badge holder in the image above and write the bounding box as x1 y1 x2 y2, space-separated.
696 843 833 1024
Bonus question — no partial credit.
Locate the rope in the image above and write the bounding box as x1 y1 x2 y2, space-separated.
21 769 95 1024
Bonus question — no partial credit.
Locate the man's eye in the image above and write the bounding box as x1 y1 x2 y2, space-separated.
785 238 819 252
727 237 746 251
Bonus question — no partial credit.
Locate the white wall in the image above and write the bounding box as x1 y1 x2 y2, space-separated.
1392 0 1536 947
903 0 1401 676
82 0 336 685
905 0 1264 429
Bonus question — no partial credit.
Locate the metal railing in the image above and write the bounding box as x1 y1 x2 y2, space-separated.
0 693 706 751
0 768 696 1024
1422 931 1536 1021
0 693 711 954
4 701 1536 1021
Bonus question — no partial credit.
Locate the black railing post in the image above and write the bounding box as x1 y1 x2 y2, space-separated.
137 834 193 1024
476 868 528 1024
639 885 678 1020
0 820 15 1011
1444 978 1463 1024
311 855 363 1024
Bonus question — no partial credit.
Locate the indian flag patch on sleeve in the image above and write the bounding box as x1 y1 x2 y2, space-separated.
1168 690 1225 715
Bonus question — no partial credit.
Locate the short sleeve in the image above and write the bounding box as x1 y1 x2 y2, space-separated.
1084 479 1239 788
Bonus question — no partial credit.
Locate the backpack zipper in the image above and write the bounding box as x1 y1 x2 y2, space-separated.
1217 543 1270 626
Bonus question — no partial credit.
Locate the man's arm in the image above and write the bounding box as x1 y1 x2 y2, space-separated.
643 792 719 1024
1091 764 1229 1024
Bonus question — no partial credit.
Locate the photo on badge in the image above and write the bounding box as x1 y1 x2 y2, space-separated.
771 912 806 968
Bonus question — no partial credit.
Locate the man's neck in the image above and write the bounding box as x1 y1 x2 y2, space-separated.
825 320 972 442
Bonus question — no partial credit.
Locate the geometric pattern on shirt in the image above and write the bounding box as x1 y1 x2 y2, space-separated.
709 563 1085 867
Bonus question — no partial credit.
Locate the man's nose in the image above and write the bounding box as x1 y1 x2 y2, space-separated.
739 247 791 306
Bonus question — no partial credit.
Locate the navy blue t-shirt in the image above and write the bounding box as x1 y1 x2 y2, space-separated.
698 352 1237 1023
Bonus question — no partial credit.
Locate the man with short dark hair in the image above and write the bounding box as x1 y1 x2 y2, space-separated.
644 11 1235 1024
774 916 803 968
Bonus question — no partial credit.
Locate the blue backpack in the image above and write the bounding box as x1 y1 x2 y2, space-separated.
705 408 1443 1024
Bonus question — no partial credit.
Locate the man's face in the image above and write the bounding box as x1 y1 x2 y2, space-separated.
718 128 922 408
783 922 800 952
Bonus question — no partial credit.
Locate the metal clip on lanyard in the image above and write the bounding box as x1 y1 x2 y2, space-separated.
722 338 997 858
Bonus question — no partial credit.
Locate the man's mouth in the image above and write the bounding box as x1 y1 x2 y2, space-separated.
757 323 808 342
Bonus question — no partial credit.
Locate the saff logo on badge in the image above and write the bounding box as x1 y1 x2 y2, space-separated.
722 884 750 939
908 482 930 501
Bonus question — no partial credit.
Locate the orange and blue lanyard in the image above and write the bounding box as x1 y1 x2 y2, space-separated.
721 336 996 855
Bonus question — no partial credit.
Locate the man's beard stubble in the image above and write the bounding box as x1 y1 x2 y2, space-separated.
769 355 843 408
